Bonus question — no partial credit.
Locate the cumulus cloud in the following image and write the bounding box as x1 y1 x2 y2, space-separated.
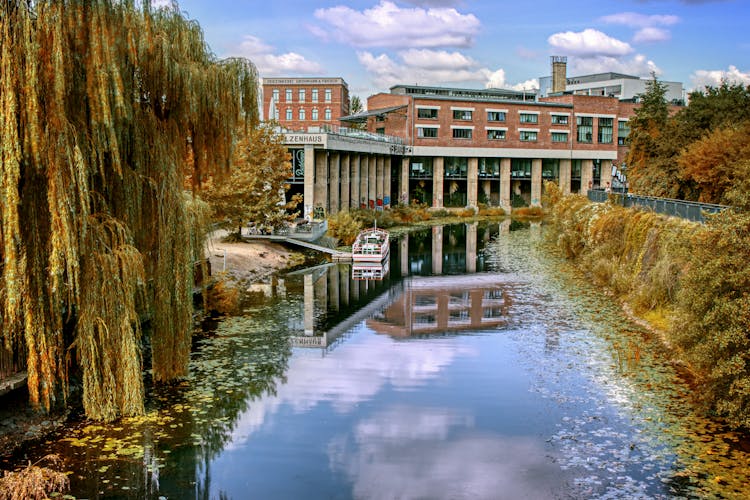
569 54 660 77
690 65 750 90
357 50 532 91
548 29 633 57
312 1 480 48
485 69 538 91
632 27 671 43
599 12 680 27
233 35 322 76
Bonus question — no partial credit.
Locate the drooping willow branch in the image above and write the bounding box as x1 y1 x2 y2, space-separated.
0 0 258 420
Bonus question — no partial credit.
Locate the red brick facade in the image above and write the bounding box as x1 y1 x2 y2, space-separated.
262 77 350 131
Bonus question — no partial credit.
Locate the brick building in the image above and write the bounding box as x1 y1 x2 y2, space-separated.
261 77 350 131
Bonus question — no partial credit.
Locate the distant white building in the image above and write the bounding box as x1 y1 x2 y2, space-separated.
539 64 684 104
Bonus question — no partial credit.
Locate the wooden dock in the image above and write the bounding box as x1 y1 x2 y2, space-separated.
245 234 352 261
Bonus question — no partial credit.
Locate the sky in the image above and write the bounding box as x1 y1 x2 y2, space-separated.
155 0 750 102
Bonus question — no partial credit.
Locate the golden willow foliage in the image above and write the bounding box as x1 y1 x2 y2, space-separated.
546 183 750 429
0 1 258 420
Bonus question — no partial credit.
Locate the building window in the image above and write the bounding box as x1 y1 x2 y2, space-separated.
272 89 279 103
571 159 582 179
519 130 538 142
285 89 292 102
311 108 319 120
417 127 438 138
487 129 506 140
577 116 593 143
511 158 532 178
543 159 559 180
487 111 506 122
312 89 318 102
324 88 332 102
324 108 331 120
376 127 385 134
299 108 305 120
598 117 613 144
285 108 292 120
618 120 630 145
452 128 473 139
299 89 305 102
551 132 568 143
273 106 279 120
453 109 473 120
479 158 500 177
417 108 438 119
551 114 568 125
445 157 468 177
519 113 538 124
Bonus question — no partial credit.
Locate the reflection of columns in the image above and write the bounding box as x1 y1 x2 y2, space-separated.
559 158 571 195
432 225 443 275
400 157 410 205
580 159 593 194
314 272 327 319
351 154 360 209
500 218 511 233
314 151 328 215
351 275 360 301
341 154 351 209
467 158 478 207
466 222 477 273
531 158 542 206
330 152 340 214
304 273 314 335
328 265 339 311
500 158 511 212
303 144 315 219
400 233 409 276
369 155 377 207
433 157 444 208
481 180 491 206
339 265 349 307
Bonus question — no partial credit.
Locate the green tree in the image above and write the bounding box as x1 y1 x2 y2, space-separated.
202 124 302 238
349 95 366 130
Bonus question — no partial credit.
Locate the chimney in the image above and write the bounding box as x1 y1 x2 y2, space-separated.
551 56 567 94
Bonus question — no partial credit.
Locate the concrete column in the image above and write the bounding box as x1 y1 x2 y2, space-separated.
466 222 477 273
600 161 613 191
303 144 315 219
384 157 392 208
369 155 377 209
341 154 351 210
432 225 443 275
531 158 542 207
400 233 409 276
500 158 511 212
433 157 444 208
400 157 410 205
375 156 384 207
304 273 314 335
559 158 572 195
581 159 594 195
350 154 360 209
314 151 328 217
329 152 340 215
467 158 478 208
360 155 369 208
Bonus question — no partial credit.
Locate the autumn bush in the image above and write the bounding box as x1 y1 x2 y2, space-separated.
0 455 69 500
546 182 750 429
326 210 363 246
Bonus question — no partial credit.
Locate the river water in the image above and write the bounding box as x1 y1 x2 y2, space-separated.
6 221 750 499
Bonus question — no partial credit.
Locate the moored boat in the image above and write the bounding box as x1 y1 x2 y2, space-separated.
352 226 389 262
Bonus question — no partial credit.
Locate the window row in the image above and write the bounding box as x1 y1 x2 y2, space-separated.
575 116 614 144
273 107 333 121
272 88 333 103
416 109 573 126
417 127 572 143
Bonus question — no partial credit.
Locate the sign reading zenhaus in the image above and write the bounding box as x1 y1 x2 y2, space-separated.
285 134 325 145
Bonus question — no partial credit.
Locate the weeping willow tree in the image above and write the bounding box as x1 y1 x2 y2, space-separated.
0 1 258 420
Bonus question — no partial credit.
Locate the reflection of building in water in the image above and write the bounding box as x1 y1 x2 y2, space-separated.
352 258 390 281
367 275 512 337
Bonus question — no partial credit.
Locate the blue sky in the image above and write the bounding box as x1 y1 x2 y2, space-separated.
157 0 749 101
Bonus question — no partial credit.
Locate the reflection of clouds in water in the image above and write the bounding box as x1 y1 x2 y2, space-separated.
329 406 564 500
225 326 475 449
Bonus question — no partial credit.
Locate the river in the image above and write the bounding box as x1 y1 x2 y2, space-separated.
5 221 750 499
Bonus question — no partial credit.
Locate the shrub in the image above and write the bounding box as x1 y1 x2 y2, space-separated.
478 206 506 217
0 455 69 500
513 206 544 218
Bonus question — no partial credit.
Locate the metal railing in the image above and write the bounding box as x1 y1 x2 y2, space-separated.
587 190 730 223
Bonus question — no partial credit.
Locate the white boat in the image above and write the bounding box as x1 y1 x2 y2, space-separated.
352 226 390 262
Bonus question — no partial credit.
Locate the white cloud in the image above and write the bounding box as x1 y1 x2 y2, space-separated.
150 0 176 8
358 50 531 91
569 54 660 77
599 12 680 28
233 35 322 76
313 1 480 48
548 29 633 58
633 27 671 43
485 69 538 91
690 65 750 90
